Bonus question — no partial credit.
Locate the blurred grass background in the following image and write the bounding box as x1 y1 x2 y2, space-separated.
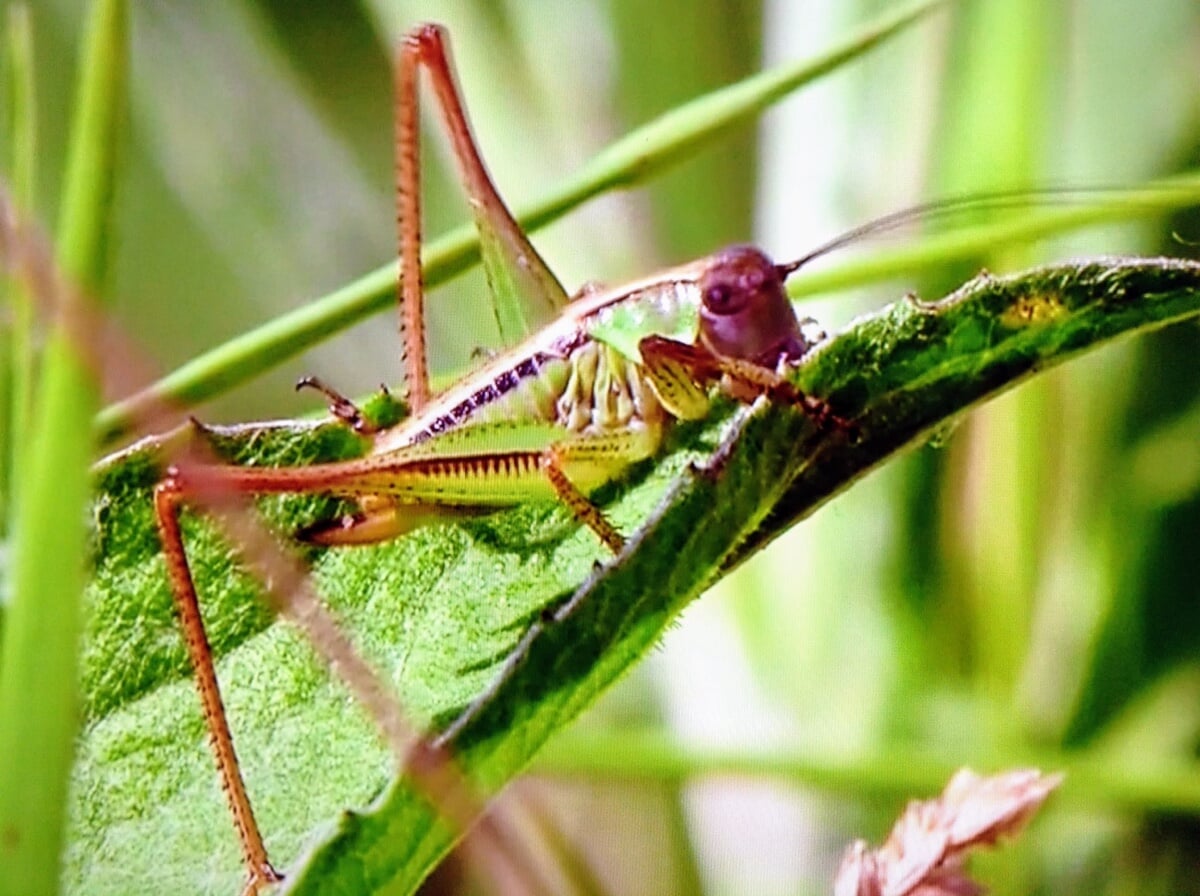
9 0 1200 893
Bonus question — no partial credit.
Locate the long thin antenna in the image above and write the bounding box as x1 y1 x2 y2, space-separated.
777 185 1191 276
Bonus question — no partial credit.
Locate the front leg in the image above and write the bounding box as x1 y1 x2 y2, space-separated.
638 334 842 427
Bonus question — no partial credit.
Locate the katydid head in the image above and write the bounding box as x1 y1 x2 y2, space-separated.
696 190 1131 368
697 244 810 366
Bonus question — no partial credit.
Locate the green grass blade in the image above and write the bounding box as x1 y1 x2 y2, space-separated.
609 0 762 258
533 728 1200 816
0 1 126 893
1 3 38 521
93 0 948 443
70 255 1200 895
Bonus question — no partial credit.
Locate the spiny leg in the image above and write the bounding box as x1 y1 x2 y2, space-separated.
153 478 280 895
536 416 671 555
154 428 635 790
152 455 426 891
150 453 437 890
540 446 625 555
394 24 569 415
394 27 428 413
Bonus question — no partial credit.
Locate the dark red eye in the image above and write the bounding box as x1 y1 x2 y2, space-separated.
700 285 744 321
704 282 734 310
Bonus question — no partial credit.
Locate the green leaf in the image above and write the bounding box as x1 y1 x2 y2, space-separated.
68 256 1200 895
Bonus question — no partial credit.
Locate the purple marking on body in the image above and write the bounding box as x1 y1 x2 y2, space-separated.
494 370 518 394
471 383 499 407
406 351 555 445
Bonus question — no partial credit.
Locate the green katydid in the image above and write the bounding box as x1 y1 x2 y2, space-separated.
150 23 842 892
